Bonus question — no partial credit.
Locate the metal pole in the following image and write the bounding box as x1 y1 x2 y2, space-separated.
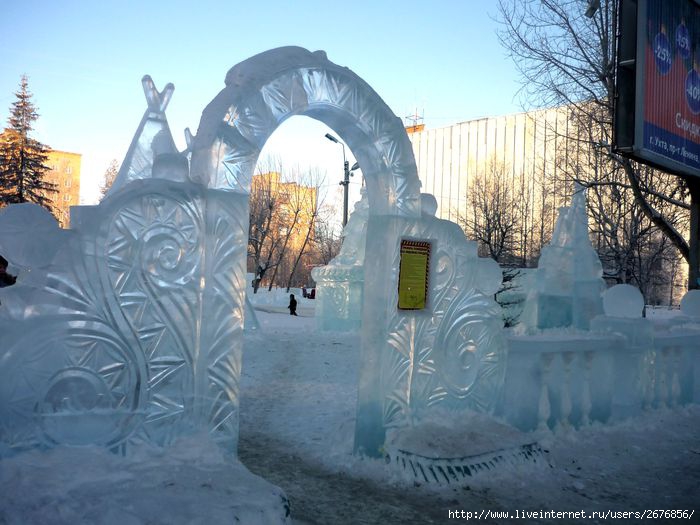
342 160 350 227
688 177 700 290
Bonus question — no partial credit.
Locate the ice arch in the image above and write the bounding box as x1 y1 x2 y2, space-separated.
189 46 422 217
0 47 505 459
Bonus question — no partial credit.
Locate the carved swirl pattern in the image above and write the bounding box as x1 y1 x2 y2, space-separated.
431 291 506 409
100 185 204 446
381 218 506 428
199 193 248 452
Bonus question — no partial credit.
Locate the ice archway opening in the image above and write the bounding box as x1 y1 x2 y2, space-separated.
185 47 426 455
188 46 422 218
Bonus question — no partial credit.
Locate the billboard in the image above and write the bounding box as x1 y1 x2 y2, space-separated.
615 0 700 178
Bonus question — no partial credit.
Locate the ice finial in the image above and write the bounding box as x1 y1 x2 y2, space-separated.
142 75 174 113
184 128 194 150
109 76 181 194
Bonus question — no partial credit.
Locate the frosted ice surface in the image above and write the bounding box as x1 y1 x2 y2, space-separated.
0 203 66 268
521 184 604 330
312 190 368 332
420 193 438 217
603 284 644 318
475 257 502 297
680 289 700 318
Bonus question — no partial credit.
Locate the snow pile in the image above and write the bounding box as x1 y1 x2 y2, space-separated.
1 433 291 525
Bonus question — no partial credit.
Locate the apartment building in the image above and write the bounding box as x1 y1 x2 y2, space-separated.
248 171 318 286
46 150 81 228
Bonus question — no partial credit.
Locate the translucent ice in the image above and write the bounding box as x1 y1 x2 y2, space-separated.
312 190 368 332
521 183 604 330
475 257 502 297
680 289 700 318
0 203 67 269
603 284 645 318
0 47 508 462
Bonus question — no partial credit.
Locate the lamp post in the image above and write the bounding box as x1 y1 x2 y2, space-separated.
325 133 359 227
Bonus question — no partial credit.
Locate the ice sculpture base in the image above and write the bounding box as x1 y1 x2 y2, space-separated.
312 265 364 332
385 411 546 484
0 434 292 524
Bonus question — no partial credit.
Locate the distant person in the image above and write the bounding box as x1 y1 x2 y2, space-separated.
0 256 16 288
288 293 298 316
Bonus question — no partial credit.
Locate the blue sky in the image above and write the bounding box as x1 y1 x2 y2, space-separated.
0 0 523 206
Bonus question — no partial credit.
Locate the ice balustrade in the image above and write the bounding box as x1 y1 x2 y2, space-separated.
500 284 700 432
497 187 700 431
0 47 507 458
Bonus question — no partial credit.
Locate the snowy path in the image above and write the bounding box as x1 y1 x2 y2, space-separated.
240 311 700 524
239 312 502 524
238 430 482 525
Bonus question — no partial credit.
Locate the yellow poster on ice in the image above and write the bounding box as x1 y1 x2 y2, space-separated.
397 240 431 310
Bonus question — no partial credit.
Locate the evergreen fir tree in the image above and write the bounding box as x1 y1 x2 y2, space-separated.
0 75 56 213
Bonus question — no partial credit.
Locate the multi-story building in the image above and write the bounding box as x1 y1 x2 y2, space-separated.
407 108 689 304
248 171 318 287
407 107 574 265
46 150 81 228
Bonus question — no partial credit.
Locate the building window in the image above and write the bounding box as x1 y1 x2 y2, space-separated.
66 166 72 174
65 179 71 187
64 195 71 202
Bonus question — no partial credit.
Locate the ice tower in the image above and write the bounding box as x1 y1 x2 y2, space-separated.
522 184 604 330
312 189 368 331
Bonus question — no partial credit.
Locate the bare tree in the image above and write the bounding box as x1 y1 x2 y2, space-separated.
311 203 342 267
497 0 692 292
266 167 307 291
284 168 324 291
248 159 282 293
99 159 120 199
248 157 330 291
458 160 524 265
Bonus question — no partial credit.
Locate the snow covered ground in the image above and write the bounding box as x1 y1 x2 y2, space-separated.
2 298 699 524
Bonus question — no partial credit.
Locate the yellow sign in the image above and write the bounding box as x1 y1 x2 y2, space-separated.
397 240 431 310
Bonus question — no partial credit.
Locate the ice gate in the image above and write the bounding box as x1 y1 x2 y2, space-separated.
0 47 505 457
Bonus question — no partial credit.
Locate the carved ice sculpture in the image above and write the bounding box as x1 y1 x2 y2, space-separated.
521 183 605 330
0 47 506 459
312 189 369 331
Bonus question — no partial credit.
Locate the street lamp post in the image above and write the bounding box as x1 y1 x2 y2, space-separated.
325 133 359 227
